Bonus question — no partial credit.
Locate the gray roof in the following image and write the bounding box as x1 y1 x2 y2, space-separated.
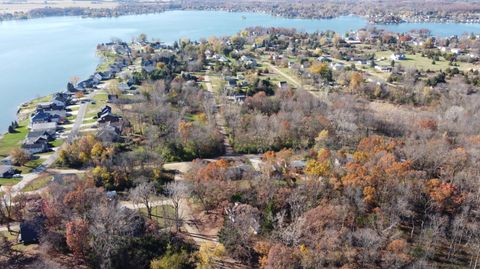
0 165 13 174
30 122 57 132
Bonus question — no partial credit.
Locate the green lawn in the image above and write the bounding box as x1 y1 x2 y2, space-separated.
0 178 20 187
375 51 475 72
82 118 97 125
96 51 116 72
68 105 80 111
0 119 29 158
15 158 44 174
85 92 108 118
65 115 76 122
50 138 64 148
139 205 176 228
20 95 52 112
0 230 36 252
22 175 52 192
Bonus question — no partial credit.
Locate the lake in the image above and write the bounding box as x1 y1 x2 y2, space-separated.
0 10 479 130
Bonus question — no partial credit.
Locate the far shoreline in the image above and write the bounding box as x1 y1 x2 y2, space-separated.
1 6 480 25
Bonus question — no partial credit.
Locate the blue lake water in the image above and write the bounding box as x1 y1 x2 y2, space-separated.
0 10 479 129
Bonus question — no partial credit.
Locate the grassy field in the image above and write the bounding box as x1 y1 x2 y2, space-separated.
22 174 52 192
20 95 52 111
15 158 44 174
0 230 37 252
0 178 20 187
85 92 108 118
375 51 475 71
50 138 64 148
96 51 117 72
82 118 97 125
0 119 29 158
139 205 176 228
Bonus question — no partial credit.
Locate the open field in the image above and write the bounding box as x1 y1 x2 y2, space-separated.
21 174 52 192
0 119 29 158
139 205 176 228
375 51 476 71
0 0 118 14
0 177 20 186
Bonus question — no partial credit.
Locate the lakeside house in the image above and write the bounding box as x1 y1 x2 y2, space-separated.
22 131 54 154
30 121 57 133
22 137 49 154
0 165 15 178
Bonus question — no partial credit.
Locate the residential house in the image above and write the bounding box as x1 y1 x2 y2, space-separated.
37 100 65 110
239 55 257 68
97 106 112 118
227 94 247 104
142 59 156 73
390 53 406 61
97 112 122 129
212 54 229 63
23 131 53 154
346 39 362 45
53 92 72 106
26 131 53 142
278 81 288 90
96 123 121 143
22 137 49 154
451 48 463 55
77 78 95 89
330 62 345 71
30 121 57 133
31 111 54 124
375 65 393 72
317 55 332 62
0 165 15 178
107 94 119 103
224 77 238 90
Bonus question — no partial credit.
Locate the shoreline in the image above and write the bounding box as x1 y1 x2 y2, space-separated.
1 6 480 25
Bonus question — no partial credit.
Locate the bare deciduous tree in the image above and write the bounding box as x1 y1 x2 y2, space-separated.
129 180 156 219
165 181 191 233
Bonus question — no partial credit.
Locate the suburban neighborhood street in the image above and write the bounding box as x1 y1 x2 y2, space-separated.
0 92 92 195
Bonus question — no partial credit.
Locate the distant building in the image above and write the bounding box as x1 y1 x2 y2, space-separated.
375 65 393 72
390 53 406 61
278 81 288 90
330 62 345 71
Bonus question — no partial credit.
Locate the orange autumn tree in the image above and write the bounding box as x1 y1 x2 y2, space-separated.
426 179 464 213
66 219 90 258
188 159 234 212
341 136 415 208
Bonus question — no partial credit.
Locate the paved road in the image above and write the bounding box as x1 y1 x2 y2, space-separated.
1 92 92 195
66 98 89 143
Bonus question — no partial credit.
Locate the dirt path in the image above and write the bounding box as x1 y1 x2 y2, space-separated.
263 62 301 88
204 74 234 156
